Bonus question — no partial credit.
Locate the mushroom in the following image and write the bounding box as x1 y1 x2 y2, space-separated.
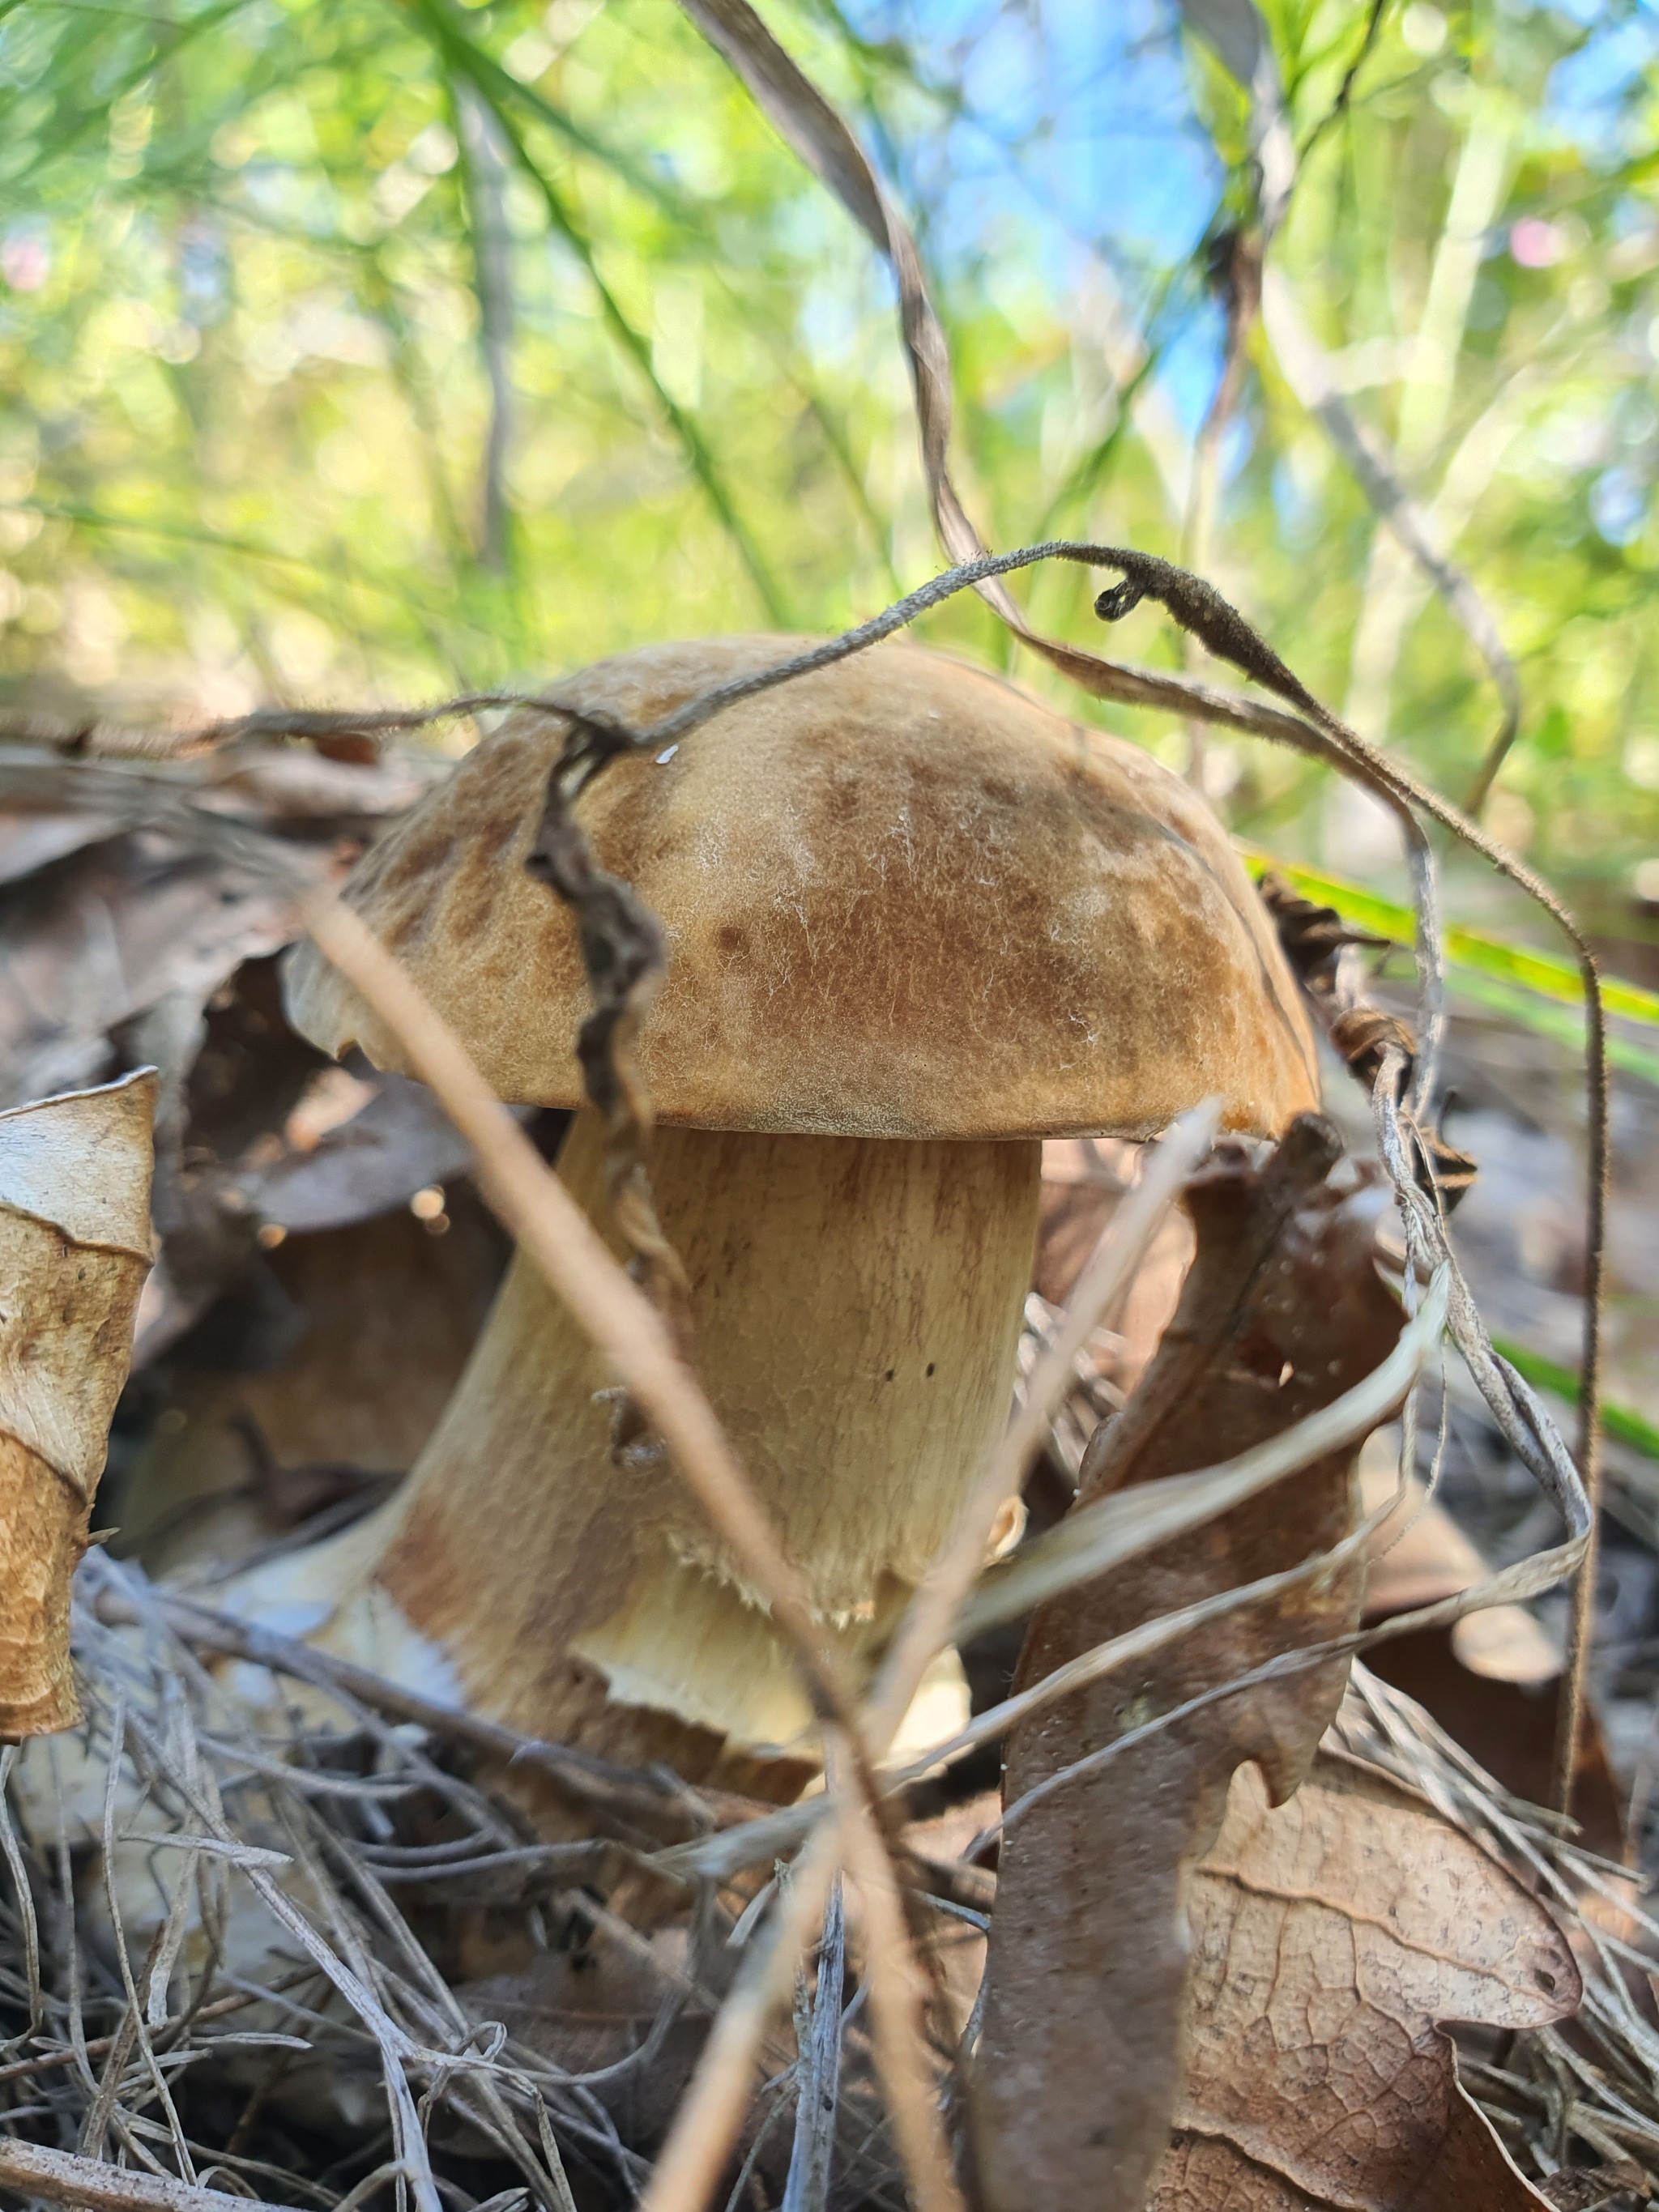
220 637 1319 1797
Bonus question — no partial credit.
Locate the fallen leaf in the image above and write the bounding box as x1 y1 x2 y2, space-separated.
972 1118 1408 2212
1149 1754 1580 2210
126 1194 507 1579
0 1072 156 1737
0 824 299 1110
0 748 433 1292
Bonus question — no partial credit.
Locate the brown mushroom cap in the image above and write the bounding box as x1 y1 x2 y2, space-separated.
287 636 1318 1139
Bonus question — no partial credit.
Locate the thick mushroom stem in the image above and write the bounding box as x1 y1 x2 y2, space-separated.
234 1109 1040 1794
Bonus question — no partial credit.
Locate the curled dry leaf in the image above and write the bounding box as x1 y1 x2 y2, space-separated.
1152 1754 1580 2211
0 1071 156 1737
972 1116 1407 2212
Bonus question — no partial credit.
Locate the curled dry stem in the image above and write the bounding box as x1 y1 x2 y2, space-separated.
523 735 694 1456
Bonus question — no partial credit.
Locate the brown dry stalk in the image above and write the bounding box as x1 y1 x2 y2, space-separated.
0 2139 295 2212
297 890 952 2209
837 1780 966 2212
638 1818 842 2212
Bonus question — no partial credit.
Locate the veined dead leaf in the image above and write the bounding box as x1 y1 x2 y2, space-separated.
972 1118 1408 2212
0 1071 156 1738
1151 1754 1580 2211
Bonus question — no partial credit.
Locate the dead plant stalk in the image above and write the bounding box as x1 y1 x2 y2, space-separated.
296 889 954 2211
0 2138 296 2212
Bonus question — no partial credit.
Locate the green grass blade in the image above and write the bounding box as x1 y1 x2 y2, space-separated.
1242 847 1659 1032
407 0 793 629
1491 1336 1659 1463
1438 968 1659 1088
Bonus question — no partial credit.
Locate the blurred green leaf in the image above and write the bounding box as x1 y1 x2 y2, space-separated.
1243 849 1659 1084
1491 1335 1659 1464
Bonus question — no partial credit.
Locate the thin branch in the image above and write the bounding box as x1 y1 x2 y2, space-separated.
0 2138 295 2212
1295 0 1390 169
781 1883 844 2212
835 1779 964 2212
455 84 518 575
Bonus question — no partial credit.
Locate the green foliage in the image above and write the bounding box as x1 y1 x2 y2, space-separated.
2 0 1659 940
1492 1333 1659 1460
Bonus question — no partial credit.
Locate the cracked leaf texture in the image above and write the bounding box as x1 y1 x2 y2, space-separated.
1149 1754 1579 2210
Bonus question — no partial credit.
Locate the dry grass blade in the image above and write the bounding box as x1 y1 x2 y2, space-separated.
960 1266 1450 1638
781 1884 844 2212
3 1562 659 2212
641 1821 842 2212
649 1263 1578 1894
837 1786 964 2212
93 1583 709 1838
0 2137 297 2212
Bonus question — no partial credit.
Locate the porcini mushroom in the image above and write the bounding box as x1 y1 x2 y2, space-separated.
220 637 1319 1796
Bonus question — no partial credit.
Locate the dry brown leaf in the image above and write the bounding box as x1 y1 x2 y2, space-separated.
972 1118 1407 2212
0 1071 156 1737
1150 1754 1580 2211
1359 1451 1559 1686
126 1195 505 1578
0 825 298 1109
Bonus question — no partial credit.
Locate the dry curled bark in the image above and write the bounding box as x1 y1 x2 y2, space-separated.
970 1115 1406 2212
0 1072 155 1737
